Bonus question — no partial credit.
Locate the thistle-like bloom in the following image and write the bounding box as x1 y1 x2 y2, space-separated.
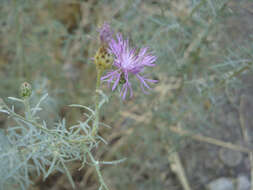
98 22 113 45
101 33 157 99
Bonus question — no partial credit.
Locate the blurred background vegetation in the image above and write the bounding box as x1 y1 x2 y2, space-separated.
0 0 253 189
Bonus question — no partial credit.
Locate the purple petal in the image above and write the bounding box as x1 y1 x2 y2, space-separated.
101 69 120 80
122 83 128 100
138 47 148 57
144 78 158 83
136 74 151 89
112 72 121 91
139 82 149 94
143 55 157 66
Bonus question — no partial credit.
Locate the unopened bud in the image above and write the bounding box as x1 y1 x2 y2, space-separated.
98 22 113 45
94 46 114 71
20 82 32 99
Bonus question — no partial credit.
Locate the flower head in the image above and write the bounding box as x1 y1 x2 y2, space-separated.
98 22 113 45
101 33 157 99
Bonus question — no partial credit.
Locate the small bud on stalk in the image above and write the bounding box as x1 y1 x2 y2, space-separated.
20 82 32 99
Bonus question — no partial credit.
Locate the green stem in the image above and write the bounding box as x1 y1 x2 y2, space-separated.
92 69 102 136
24 98 32 121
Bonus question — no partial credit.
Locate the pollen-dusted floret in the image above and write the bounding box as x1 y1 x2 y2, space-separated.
94 46 114 71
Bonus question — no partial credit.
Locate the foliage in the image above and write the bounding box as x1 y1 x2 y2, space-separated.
0 89 120 190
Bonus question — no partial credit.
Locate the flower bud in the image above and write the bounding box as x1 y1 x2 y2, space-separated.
20 82 32 99
98 22 113 45
94 46 114 71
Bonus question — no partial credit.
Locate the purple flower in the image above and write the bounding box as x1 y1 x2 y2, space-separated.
101 33 157 99
98 22 113 44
